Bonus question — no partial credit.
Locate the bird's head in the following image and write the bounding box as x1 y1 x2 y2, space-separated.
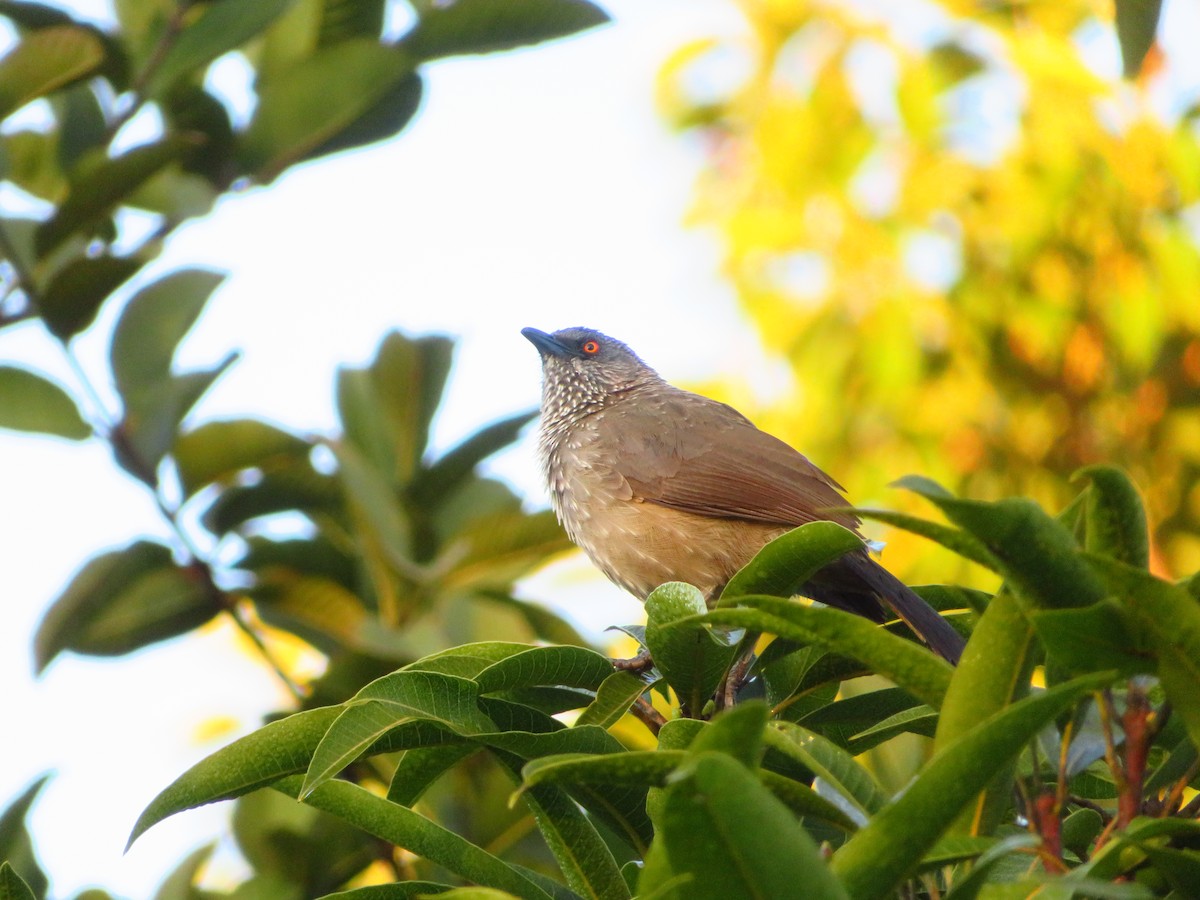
522 327 660 417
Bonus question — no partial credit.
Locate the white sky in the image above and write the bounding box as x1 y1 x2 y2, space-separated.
1 2 756 896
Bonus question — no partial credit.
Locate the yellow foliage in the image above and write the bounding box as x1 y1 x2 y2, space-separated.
661 1 1200 579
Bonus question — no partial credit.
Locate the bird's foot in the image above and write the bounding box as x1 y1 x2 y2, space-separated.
612 649 655 674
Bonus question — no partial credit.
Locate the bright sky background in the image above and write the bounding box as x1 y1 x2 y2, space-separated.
4 1 1199 896
1 1 758 896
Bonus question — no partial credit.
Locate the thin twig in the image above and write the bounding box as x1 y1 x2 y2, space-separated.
630 696 666 736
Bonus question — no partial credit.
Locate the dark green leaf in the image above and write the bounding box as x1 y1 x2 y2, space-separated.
474 644 613 694
318 0 386 46
318 882 454 899
37 252 142 339
275 777 555 900
201 466 339 534
0 776 49 900
145 0 293 97
719 521 864 602
173 418 310 498
34 540 219 671
576 671 648 729
1031 600 1153 676
400 0 608 62
687 701 768 767
939 834 1040 900
702 599 953 709
0 365 89 439
387 743 477 806
1074 465 1149 568
766 720 887 817
645 582 739 715
239 40 417 182
646 752 848 900
830 672 1114 900
36 136 194 255
1115 0 1162 78
409 410 536 507
52 82 108 170
0 24 105 120
853 507 1000 573
0 862 36 900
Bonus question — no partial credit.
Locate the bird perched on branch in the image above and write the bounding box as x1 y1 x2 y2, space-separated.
522 326 964 665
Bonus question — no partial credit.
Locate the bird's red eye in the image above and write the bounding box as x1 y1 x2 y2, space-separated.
581 340 600 355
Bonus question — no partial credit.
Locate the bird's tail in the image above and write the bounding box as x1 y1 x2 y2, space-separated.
841 552 965 664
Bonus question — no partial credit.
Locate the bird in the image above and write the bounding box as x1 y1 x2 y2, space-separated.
522 325 965 665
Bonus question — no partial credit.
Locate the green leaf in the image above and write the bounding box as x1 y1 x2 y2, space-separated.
275 776 555 900
37 253 143 340
316 0 386 46
576 671 648 729
335 332 453 487
36 137 194 255
403 641 535 679
152 842 215 900
1031 600 1153 676
847 703 938 754
473 645 614 694
0 862 36 900
0 776 49 900
940 833 1040 900
765 720 888 817
34 540 219 671
0 365 89 439
719 521 865 602
830 672 1115 900
1073 465 1149 568
645 582 739 715
1086 554 1200 752
895 476 1107 610
201 466 339 534
115 353 239 482
145 0 293 97
1115 0 1162 78
409 410 537 507
0 24 105 120
645 752 849 900
701 599 953 709
400 0 609 62
128 705 342 849
240 40 418 182
333 440 414 566
318 882 454 899
301 671 492 797
686 701 768 767
387 743 477 806
172 418 310 498
853 507 1000 573
110 268 226 398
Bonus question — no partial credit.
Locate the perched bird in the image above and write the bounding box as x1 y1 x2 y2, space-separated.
522 326 965 664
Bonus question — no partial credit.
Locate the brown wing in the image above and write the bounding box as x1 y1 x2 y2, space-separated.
607 387 861 533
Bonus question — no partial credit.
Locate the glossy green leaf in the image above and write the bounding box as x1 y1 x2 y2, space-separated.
701 599 953 709
145 0 293 97
765 720 888 816
895 475 1107 610
831 672 1114 900
847 703 938 754
719 520 864 602
576 671 648 729
474 645 613 695
0 365 89 439
403 642 535 679
276 776 555 900
400 0 608 62
37 253 142 339
110 268 225 397
645 752 849 900
940 833 1040 900
301 671 492 797
34 540 218 671
36 137 193 255
172 418 310 498
1074 465 1149 568
128 706 342 848
0 863 36 900
853 507 1000 573
644 582 739 715
0 24 105 120
387 742 477 806
1115 0 1162 78
687 701 768 766
240 40 417 181
0 776 49 900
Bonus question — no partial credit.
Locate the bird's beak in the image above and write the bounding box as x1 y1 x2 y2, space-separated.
522 327 575 359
